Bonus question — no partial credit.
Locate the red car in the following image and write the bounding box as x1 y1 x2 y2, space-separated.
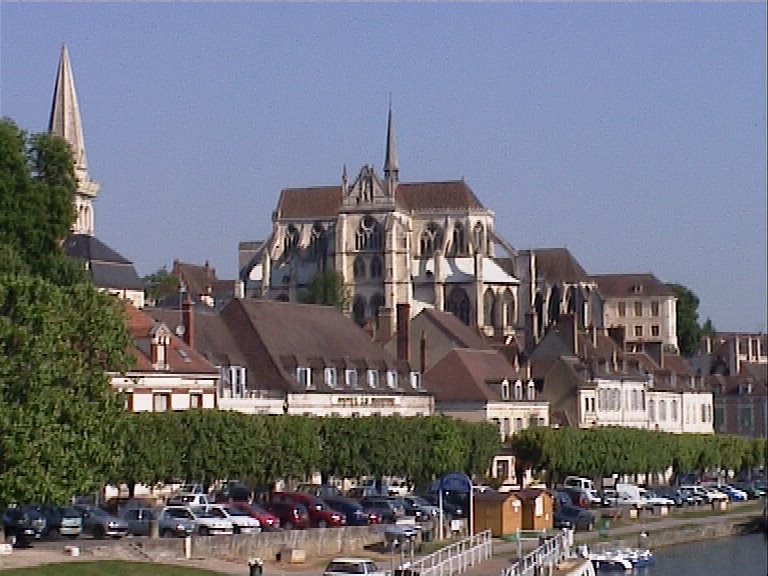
273 492 346 528
265 500 311 531
231 502 281 531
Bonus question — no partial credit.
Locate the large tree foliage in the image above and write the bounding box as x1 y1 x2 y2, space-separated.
142 266 180 305
0 118 133 505
667 283 715 357
299 270 350 311
0 276 132 504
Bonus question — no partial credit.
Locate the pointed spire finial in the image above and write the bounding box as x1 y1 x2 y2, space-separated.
383 100 399 182
49 44 100 236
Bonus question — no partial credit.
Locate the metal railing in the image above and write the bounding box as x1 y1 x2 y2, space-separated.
401 530 493 576
500 530 569 576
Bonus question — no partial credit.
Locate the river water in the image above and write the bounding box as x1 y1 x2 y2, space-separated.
628 533 767 576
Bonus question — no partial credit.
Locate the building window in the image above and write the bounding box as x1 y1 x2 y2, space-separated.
651 325 660 337
648 399 655 422
324 367 337 388
618 302 626 317
309 222 326 261
370 256 383 278
386 370 398 389
345 369 358 388
367 369 379 389
483 289 495 327
356 216 382 251
501 379 510 400
190 393 203 409
409 372 421 390
450 222 467 256
153 393 170 412
659 400 666 421
527 380 535 400
297 367 313 389
420 222 443 256
353 256 366 279
651 301 660 316
634 325 643 337
634 301 643 316
513 379 523 400
447 287 471 326
227 366 246 398
284 225 299 258
671 399 677 421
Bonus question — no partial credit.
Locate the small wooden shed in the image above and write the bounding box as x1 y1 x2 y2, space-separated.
516 488 553 531
472 490 522 537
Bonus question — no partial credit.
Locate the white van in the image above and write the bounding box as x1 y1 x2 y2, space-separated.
615 483 648 508
562 476 594 492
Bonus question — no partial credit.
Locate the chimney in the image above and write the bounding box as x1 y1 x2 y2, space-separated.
420 330 427 373
397 303 410 365
182 294 194 347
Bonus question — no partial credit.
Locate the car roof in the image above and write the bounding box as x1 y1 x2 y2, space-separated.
328 557 375 562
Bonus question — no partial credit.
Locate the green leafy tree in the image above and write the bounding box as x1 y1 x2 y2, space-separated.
299 270 350 311
142 266 180 305
667 283 714 357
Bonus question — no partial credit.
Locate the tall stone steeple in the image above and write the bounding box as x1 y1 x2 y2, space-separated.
383 101 399 188
49 44 100 236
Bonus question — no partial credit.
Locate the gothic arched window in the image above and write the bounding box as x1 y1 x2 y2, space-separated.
309 222 326 261
356 216 382 251
370 256 383 279
473 222 485 254
447 287 471 326
352 295 366 326
547 284 561 326
503 289 515 328
483 289 495 327
370 293 384 327
450 222 467 256
420 222 443 256
353 256 366 279
284 225 299 259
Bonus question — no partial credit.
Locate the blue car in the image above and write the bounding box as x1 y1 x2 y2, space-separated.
720 485 747 502
323 497 370 526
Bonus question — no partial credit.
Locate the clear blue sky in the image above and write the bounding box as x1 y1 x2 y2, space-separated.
1 3 765 332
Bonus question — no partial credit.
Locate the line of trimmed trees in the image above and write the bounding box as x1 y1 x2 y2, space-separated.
113 411 502 497
509 425 767 487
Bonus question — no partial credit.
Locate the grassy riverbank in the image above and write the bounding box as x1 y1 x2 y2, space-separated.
0 561 224 575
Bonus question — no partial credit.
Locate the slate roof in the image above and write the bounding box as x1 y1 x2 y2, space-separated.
122 302 218 375
425 348 522 403
417 309 491 350
168 260 236 307
591 273 674 298
532 248 591 284
220 299 426 395
62 234 143 290
275 180 485 219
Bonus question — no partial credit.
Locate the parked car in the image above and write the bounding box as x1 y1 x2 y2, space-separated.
274 492 346 528
166 493 211 507
77 506 128 539
718 485 748 502
359 497 403 524
38 505 82 540
324 557 388 576
559 487 598 509
402 495 441 519
231 502 281 531
265 500 310 530
677 486 706 505
296 484 343 499
651 486 687 507
186 506 234 536
732 481 767 499
121 506 196 538
206 504 261 534
639 488 675 508
553 491 595 532
701 486 729 503
2 505 46 547
323 497 371 526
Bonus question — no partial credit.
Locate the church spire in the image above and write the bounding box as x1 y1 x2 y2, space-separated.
383 99 399 183
49 44 100 235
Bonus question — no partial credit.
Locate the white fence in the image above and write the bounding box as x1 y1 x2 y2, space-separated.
400 530 493 576
500 530 569 576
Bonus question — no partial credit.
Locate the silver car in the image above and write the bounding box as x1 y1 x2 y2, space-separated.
122 506 195 538
78 507 128 539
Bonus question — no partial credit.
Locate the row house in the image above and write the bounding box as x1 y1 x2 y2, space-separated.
147 299 433 417
114 302 219 411
706 365 767 439
529 314 712 433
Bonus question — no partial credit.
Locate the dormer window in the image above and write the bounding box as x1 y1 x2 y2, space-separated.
526 380 536 401
501 379 510 400
410 372 422 390
324 367 337 388
297 367 313 390
367 369 379 389
345 369 358 388
513 379 523 400
386 370 398 389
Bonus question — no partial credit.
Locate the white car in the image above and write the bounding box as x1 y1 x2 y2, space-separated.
640 489 675 507
183 506 234 535
324 558 387 576
702 486 729 502
206 504 261 534
167 492 211 508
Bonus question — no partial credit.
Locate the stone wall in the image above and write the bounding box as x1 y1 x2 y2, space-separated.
126 525 386 563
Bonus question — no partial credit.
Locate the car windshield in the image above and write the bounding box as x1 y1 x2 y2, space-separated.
411 496 430 506
166 508 193 520
326 561 377 574
224 507 249 517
